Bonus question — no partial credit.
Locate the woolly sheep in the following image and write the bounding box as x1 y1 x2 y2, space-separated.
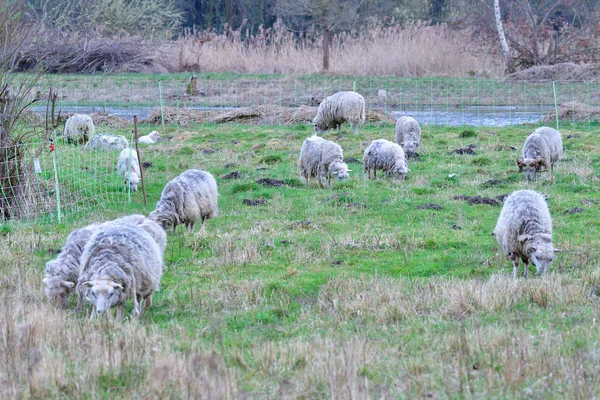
77 223 163 319
363 139 409 181
313 91 366 135
116 148 141 192
494 190 555 278
85 134 129 151
394 116 421 158
43 224 98 308
63 114 95 145
111 214 167 255
517 127 562 181
298 134 350 188
149 169 218 233
138 131 161 144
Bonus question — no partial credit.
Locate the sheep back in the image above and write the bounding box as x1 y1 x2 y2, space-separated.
298 135 348 187
363 139 408 181
116 148 141 191
64 114 95 145
313 91 366 134
86 134 129 151
394 116 421 156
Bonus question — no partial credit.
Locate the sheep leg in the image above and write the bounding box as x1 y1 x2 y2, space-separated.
145 294 152 309
75 290 83 313
511 254 520 279
317 166 324 188
116 304 124 321
523 262 529 279
89 305 96 321
374 169 377 180
338 125 342 136
353 124 358 135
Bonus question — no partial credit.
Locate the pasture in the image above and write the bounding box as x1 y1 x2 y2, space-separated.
2 75 600 398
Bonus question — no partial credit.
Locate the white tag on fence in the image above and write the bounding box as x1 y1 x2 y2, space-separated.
34 157 42 174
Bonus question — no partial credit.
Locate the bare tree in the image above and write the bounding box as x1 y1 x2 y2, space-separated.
277 0 363 71
494 0 515 73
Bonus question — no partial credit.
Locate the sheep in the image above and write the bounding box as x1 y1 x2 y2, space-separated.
63 114 95 145
76 223 163 319
149 169 218 233
85 134 129 151
43 224 98 308
363 139 409 181
394 116 421 159
298 134 350 188
493 190 555 278
138 131 161 144
517 127 563 181
313 91 366 136
111 214 167 255
116 148 141 192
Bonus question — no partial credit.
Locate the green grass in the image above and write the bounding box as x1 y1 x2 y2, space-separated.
3 120 600 397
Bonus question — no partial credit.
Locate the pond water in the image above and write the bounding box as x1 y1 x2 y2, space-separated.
35 105 551 127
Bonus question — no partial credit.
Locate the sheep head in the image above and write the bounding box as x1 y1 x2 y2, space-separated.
148 131 161 142
149 208 176 232
517 157 547 181
80 279 124 317
43 273 76 309
392 160 409 181
125 167 140 192
329 161 350 181
519 233 554 275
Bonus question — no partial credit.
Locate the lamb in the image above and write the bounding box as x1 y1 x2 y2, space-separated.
149 169 218 233
63 114 95 145
43 224 98 308
298 134 350 188
394 116 421 159
517 127 563 181
363 139 409 181
77 223 163 319
493 190 555 278
85 134 129 151
138 131 161 144
116 148 141 192
313 91 366 135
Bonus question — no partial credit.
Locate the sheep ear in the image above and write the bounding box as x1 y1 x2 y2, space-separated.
518 234 532 244
60 280 75 288
82 281 94 287
109 282 124 290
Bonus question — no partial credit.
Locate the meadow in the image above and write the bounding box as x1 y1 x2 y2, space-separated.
2 110 600 397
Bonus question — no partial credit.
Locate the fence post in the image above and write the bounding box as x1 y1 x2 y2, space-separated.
51 130 61 223
134 115 147 206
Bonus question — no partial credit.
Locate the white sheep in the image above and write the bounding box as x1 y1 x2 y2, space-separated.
313 91 366 135
63 114 95 145
494 190 555 278
85 134 129 151
76 222 163 319
111 214 167 255
116 148 141 192
517 127 562 181
394 116 421 158
363 139 409 181
149 169 218 233
138 131 161 144
298 134 350 188
43 224 98 308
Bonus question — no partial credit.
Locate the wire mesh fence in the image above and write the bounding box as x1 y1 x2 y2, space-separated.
3 76 599 225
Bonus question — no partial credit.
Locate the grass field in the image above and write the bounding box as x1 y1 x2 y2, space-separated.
2 118 600 398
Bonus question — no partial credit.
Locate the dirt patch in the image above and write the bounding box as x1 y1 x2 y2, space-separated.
496 194 510 202
417 203 444 210
453 195 500 206
141 105 395 126
582 199 600 206
509 62 600 82
292 219 312 229
141 161 153 169
567 134 581 139
452 224 462 230
344 157 362 164
224 163 237 169
564 207 584 215
256 178 286 187
222 171 241 180
243 199 266 206
543 101 600 123
481 179 506 187
201 147 218 154
450 144 477 155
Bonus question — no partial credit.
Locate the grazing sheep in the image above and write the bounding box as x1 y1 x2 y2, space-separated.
116 148 141 192
394 116 421 158
43 224 98 308
494 190 555 278
363 139 409 181
298 134 350 188
110 214 167 255
85 134 129 151
517 127 563 181
149 169 218 233
77 223 163 319
313 91 366 135
63 114 95 145
138 131 160 144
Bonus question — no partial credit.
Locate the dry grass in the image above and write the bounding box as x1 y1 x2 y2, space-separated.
168 22 502 77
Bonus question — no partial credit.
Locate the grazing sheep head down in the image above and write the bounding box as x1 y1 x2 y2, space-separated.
329 161 350 181
520 233 554 275
81 279 124 316
391 160 409 181
517 158 546 181
43 271 75 309
148 131 160 142
125 168 140 192
149 208 177 232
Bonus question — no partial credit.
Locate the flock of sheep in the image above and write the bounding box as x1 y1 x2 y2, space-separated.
45 90 563 319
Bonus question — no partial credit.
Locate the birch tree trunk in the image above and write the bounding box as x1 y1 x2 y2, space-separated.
494 0 515 73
